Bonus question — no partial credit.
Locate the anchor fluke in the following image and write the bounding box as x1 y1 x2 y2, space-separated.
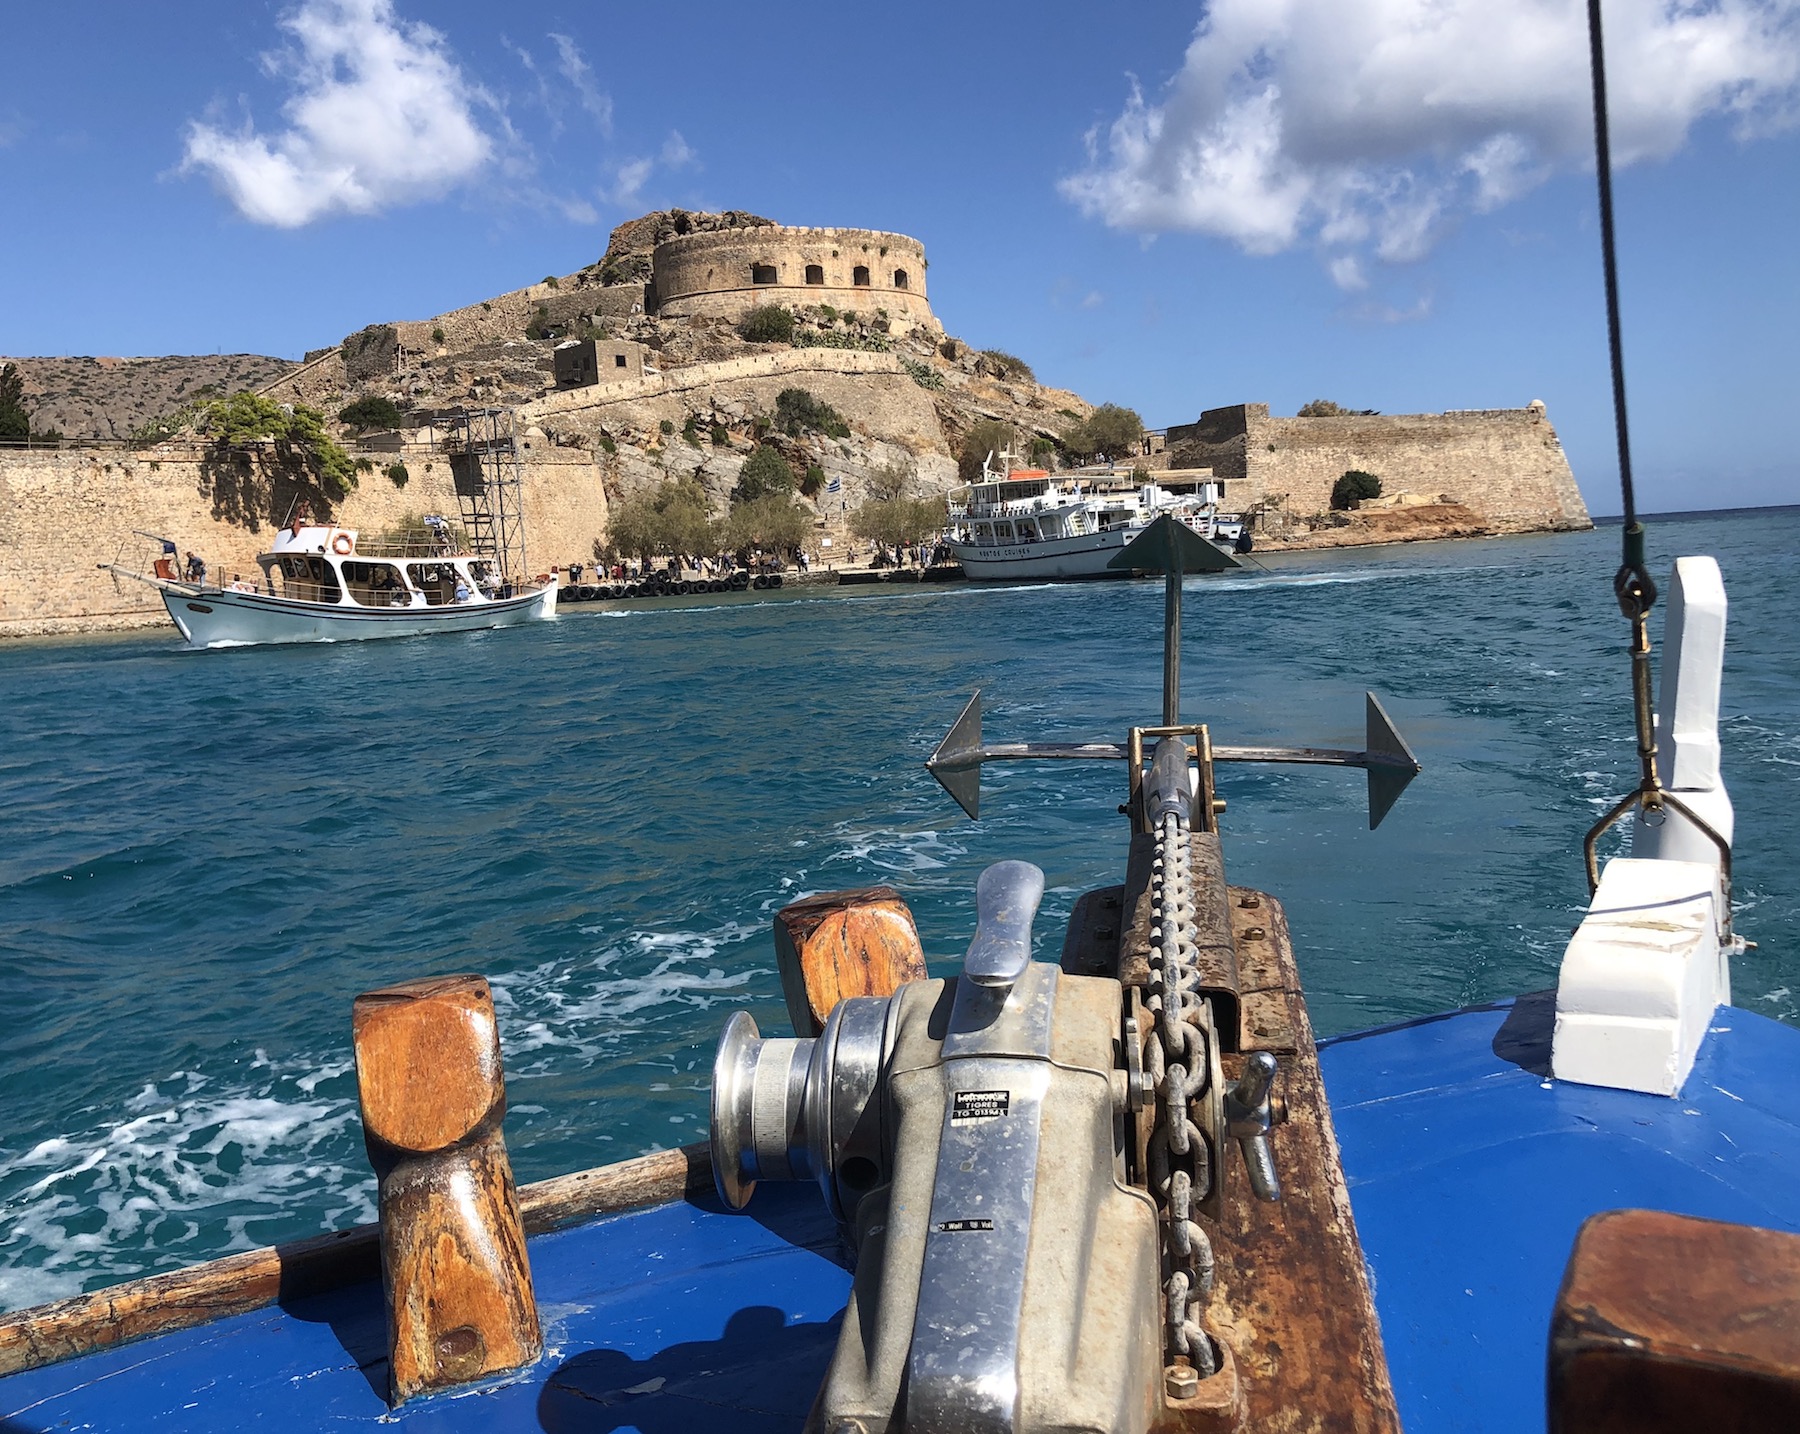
1364 691 1421 830
1105 513 1241 575
926 689 985 819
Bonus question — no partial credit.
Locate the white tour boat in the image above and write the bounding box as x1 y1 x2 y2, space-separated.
104 520 557 648
945 460 1246 581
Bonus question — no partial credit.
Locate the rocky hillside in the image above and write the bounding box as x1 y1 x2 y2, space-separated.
9 210 1107 533
0 354 298 442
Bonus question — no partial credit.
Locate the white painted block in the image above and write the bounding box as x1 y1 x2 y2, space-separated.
1552 857 1722 1096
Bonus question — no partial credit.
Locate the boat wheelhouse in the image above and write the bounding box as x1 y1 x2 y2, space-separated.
105 519 557 648
945 462 1244 581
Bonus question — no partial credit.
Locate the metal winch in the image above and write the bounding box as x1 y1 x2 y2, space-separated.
712 799 1287 1433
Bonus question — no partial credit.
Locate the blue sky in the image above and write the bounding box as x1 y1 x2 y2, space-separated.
2 0 1797 513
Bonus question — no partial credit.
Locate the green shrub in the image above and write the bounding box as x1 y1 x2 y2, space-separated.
543 275 559 288
711 421 730 447
659 418 675 436
682 416 702 447
901 357 945 390
1298 399 1346 417
738 305 796 344
337 395 407 431
817 304 839 323
598 432 617 455
386 462 410 488
801 464 826 497
794 328 889 353
1331 470 1382 509
734 444 795 503
774 387 850 439
980 349 1034 382
431 327 445 344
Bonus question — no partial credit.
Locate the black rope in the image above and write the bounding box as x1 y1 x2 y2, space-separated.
1586 0 1655 618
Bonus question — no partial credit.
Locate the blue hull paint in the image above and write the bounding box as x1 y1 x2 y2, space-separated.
7 1002 1799 1431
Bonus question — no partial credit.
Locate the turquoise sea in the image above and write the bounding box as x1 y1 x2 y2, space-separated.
2 508 1796 1311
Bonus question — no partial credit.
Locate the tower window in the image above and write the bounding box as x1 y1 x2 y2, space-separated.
751 263 777 284
893 269 909 289
805 264 825 285
853 265 870 287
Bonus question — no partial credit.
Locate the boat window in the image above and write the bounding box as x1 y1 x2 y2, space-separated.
974 522 993 545
805 264 825 285
996 521 1016 542
270 555 342 604
341 560 410 608
405 562 456 607
1016 519 1039 541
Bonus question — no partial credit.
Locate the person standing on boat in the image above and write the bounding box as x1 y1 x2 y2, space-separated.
453 575 472 603
185 551 206 583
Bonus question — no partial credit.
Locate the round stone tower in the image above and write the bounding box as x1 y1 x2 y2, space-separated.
651 225 934 328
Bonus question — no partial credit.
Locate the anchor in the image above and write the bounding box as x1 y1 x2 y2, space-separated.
925 515 1422 828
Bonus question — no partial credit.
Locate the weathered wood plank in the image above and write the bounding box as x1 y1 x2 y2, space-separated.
772 885 927 1036
1200 891 1401 1434
0 1142 709 1380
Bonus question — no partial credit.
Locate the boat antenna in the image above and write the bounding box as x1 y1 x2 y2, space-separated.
1579 0 1734 917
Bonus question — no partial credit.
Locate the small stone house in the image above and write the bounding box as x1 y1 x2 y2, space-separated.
554 339 645 390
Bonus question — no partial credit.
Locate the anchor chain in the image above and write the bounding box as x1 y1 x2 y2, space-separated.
1144 801 1218 1377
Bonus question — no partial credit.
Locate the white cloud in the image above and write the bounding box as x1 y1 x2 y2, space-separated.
550 33 613 134
604 131 698 206
1062 0 1800 285
182 0 493 227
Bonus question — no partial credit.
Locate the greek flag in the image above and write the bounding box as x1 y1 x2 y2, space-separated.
826 477 842 494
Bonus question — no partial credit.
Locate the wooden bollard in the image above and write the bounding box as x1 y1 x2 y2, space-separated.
773 885 928 1036
352 973 541 1405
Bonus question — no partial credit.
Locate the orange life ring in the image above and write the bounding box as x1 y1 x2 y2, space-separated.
331 533 353 556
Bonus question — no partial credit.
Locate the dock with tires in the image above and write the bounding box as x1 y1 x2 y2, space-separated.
556 570 784 604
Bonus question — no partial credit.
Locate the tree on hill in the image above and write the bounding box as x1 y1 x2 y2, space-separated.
1298 399 1348 417
734 444 796 503
193 391 358 498
723 493 810 552
979 349 1035 382
605 475 717 562
338 395 408 431
1331 470 1383 509
957 419 1015 483
848 460 947 547
0 364 29 443
1062 403 1143 462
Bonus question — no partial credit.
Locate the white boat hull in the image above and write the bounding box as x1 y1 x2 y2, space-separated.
160 582 557 648
947 527 1230 581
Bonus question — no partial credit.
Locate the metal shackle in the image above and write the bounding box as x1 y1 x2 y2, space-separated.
710 996 894 1220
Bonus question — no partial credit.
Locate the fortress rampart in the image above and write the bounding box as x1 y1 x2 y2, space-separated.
0 444 609 638
652 226 934 327
1167 403 1591 532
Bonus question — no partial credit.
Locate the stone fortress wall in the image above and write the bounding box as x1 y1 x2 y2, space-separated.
651 226 934 328
0 443 610 638
1167 402 1592 533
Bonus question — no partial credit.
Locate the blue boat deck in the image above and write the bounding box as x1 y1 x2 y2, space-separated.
1322 994 1800 1433
6 996 1799 1432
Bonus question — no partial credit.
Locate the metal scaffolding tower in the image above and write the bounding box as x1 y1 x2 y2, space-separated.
445 408 528 583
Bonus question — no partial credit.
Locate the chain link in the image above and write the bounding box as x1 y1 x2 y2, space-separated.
1144 803 1217 1377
